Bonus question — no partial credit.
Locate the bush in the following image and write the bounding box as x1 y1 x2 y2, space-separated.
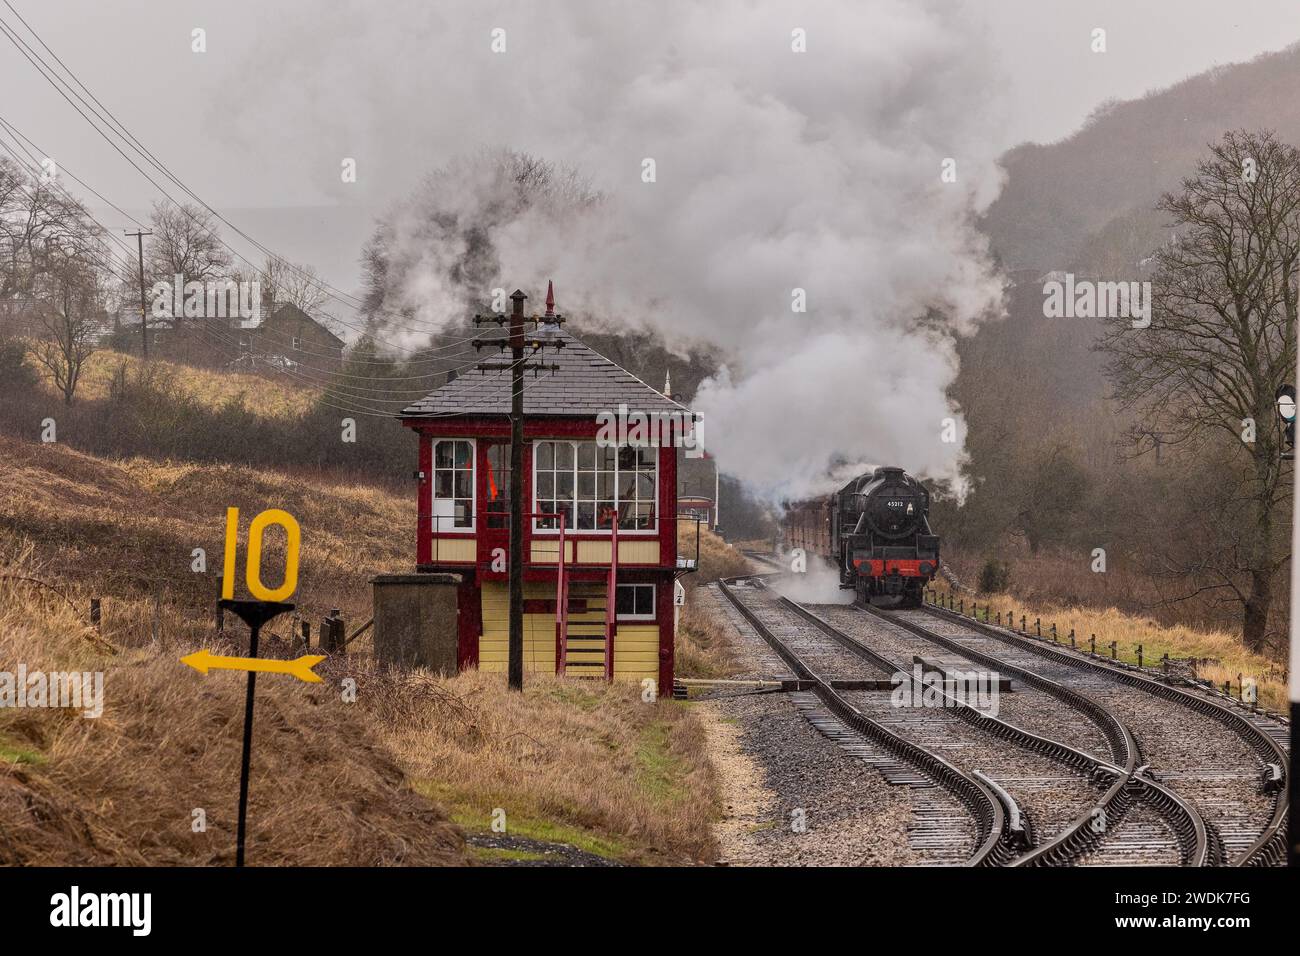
978 558 1011 594
0 338 35 391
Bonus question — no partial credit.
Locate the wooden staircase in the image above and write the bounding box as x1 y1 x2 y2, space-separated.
562 623 609 677
556 516 619 680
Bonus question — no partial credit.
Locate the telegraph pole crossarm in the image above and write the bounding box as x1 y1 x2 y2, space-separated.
471 282 565 691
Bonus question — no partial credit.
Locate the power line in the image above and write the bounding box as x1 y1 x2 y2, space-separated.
0 107 490 377
0 12 472 353
0 4 468 336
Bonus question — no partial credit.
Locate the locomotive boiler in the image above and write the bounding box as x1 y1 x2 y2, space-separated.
784 466 939 607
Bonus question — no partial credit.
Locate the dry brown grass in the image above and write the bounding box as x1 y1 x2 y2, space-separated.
0 433 408 634
679 522 750 586
934 585 1288 714
0 434 724 864
0 552 464 866
675 602 738 679
673 525 746 678
28 348 317 419
371 667 719 863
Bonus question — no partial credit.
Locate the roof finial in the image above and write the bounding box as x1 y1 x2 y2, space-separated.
544 279 555 317
663 368 672 397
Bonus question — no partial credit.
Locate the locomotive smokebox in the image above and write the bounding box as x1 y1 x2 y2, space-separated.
852 466 929 540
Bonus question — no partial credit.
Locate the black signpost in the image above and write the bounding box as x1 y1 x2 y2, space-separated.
219 598 294 867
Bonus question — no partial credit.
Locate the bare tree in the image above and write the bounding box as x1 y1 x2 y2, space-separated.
144 200 231 300
1 156 101 301
28 250 106 404
259 254 330 320
1100 130 1300 650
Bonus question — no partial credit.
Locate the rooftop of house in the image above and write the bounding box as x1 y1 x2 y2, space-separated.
401 322 693 420
251 302 345 347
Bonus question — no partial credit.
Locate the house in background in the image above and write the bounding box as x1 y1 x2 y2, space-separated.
156 302 344 371
246 302 344 371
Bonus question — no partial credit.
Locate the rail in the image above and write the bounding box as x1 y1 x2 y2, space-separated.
718 575 1016 866
921 597 1287 866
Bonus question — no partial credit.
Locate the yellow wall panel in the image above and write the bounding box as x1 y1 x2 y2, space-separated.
479 583 662 682
612 623 659 681
576 540 612 563
618 540 660 564
431 538 476 562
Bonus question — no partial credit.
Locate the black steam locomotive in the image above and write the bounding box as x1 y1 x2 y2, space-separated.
784 466 940 607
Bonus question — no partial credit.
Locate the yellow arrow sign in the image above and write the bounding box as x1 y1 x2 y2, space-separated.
180 650 326 684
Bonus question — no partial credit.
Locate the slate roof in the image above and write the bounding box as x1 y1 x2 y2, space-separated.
400 325 692 420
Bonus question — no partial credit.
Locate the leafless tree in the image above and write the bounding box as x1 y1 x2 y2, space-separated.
1100 130 1300 650
28 249 106 405
0 156 101 302
143 200 231 302
259 254 330 320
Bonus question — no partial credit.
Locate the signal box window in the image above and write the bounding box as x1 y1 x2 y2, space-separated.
432 439 474 530
485 443 511 530
534 440 657 531
615 583 655 619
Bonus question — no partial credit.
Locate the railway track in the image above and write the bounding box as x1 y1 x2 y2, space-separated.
718 574 1209 865
718 576 1012 865
908 600 1290 866
800 599 1210 865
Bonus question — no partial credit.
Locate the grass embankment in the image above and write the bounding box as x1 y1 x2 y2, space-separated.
932 585 1287 714
0 434 720 864
37 349 318 420
384 671 717 863
0 559 464 866
673 524 751 679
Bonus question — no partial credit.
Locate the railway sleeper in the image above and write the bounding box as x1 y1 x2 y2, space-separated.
920 601 1288 867
718 578 1016 867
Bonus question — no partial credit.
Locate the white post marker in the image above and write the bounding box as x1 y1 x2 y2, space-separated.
1289 465 1299 867
1283 381 1299 866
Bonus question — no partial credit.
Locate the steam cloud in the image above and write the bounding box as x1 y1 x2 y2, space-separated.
235 0 1009 500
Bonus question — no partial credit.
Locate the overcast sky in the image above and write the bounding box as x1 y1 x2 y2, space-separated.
2 0 1298 293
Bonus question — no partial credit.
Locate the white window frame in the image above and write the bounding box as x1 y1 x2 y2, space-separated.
615 583 656 620
430 437 476 533
531 439 658 535
292 336 302 351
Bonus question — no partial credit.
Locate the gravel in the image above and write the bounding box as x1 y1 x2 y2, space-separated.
692 584 947 866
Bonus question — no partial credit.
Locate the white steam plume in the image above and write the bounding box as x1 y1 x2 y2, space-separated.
233 0 1009 500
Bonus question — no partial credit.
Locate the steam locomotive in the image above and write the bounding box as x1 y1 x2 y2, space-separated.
783 466 939 607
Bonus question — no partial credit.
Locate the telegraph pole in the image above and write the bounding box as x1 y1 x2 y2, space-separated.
507 289 527 690
473 284 563 691
1282 378 1300 865
124 228 152 359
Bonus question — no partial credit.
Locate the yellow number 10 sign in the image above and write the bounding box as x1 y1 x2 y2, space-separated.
222 507 301 602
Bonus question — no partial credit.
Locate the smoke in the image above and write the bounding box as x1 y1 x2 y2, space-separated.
232 0 1009 500
768 550 855 606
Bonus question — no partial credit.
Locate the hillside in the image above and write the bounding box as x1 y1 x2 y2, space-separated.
0 435 719 864
32 350 319 420
982 42 1300 272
